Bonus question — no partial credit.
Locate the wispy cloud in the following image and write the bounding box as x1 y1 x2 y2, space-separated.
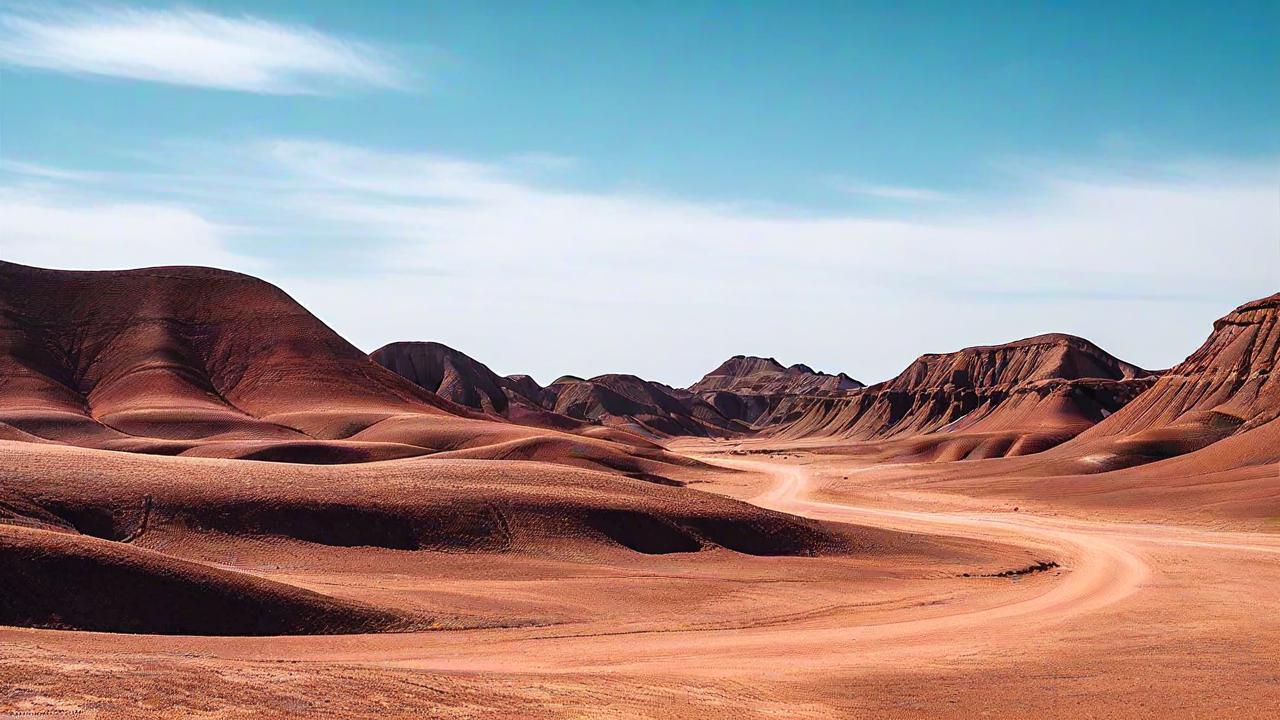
244 141 1276 296
0 5 407 93
830 178 951 202
2 145 1275 382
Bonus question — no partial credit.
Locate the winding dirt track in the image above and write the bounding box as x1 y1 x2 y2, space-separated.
724 457 1155 645
298 454 1276 676
327 458 1121 672
4 451 1278 718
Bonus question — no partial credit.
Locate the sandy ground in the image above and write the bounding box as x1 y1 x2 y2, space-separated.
2 443 1278 719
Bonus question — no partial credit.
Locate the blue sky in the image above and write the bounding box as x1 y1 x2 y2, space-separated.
1 1 1277 384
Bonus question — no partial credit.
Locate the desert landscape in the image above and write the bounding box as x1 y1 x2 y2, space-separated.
0 260 1275 718
1 3 1277 718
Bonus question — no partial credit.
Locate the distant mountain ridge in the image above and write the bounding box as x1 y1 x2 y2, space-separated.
371 342 747 438
689 354 863 396
761 332 1159 459
5 260 1270 480
373 332 1166 458
679 355 859 426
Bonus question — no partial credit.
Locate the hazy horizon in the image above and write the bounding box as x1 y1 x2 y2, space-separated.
1 257 1265 389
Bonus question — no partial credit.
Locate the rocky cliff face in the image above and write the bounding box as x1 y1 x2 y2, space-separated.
688 355 862 424
366 293 1276 463
1058 293 1279 465
690 355 862 395
371 346 746 439
503 374 552 406
762 333 1157 459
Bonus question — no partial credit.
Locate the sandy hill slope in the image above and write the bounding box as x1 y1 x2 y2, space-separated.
0 438 910 635
0 262 453 446
794 295 1279 522
0 522 420 635
763 333 1157 459
984 416 1280 523
0 262 697 480
1047 293 1279 469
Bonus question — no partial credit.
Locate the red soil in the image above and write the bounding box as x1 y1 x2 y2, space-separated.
0 262 1275 718
0 438 954 637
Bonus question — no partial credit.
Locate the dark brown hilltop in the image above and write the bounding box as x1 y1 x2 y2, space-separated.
373 343 748 439
689 355 863 425
690 354 862 396
369 341 587 431
0 261 697 481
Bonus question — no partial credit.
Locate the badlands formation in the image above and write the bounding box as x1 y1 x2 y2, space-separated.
1 260 1277 719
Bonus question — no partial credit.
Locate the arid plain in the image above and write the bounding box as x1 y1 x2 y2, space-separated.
1 261 1276 719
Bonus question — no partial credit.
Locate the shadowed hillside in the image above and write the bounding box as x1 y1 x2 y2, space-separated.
0 262 699 481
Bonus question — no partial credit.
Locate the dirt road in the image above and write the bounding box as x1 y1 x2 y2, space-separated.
3 451 1277 718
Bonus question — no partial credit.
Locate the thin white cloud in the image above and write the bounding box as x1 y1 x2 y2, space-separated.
507 152 579 171
252 141 1274 291
0 5 406 93
830 178 951 202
